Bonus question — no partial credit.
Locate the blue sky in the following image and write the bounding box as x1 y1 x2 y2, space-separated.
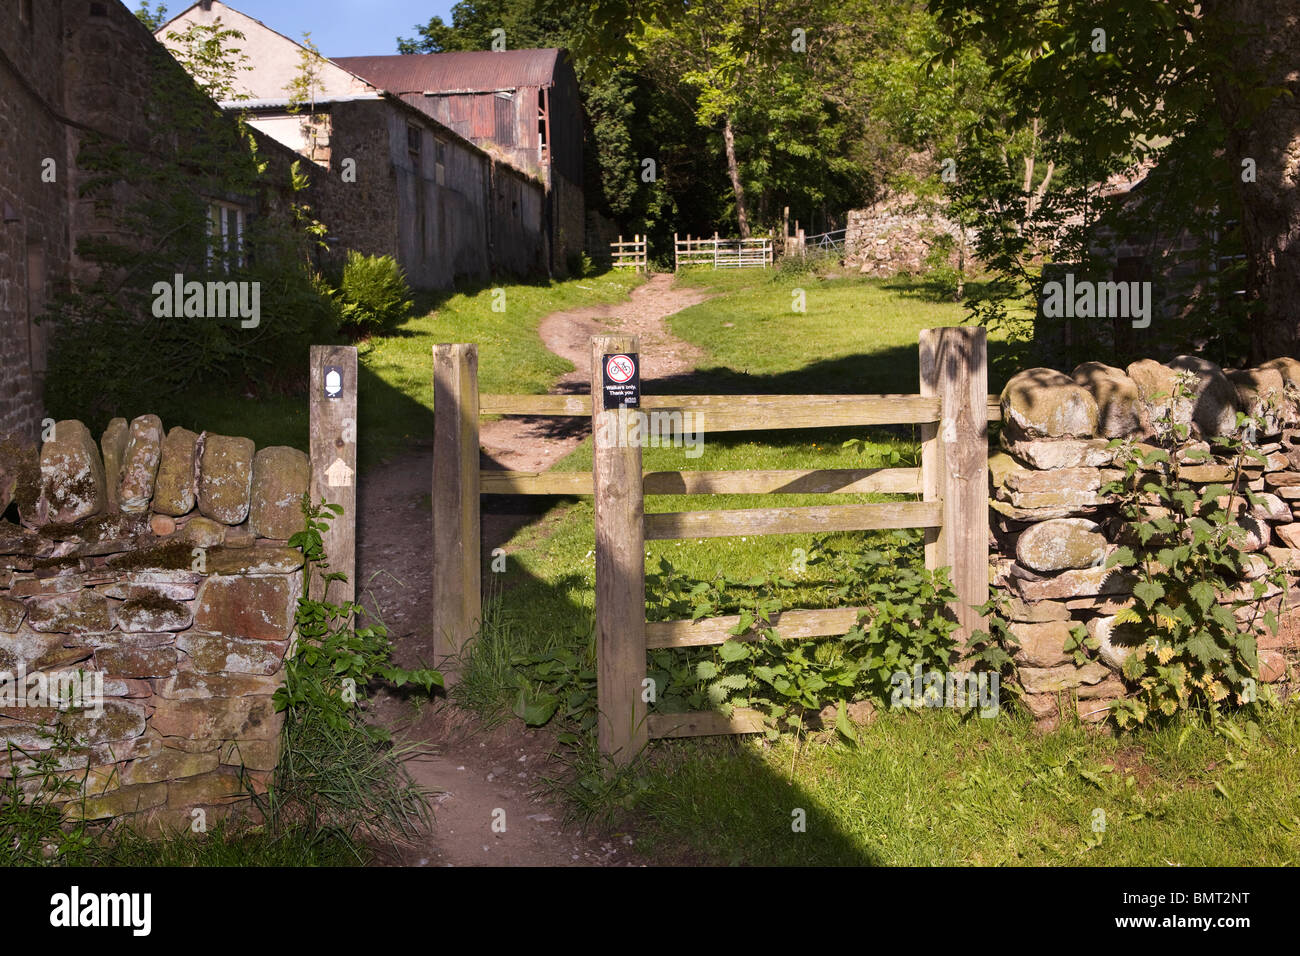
163 1 458 57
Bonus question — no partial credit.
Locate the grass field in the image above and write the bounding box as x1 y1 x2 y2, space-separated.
180 271 644 469
459 266 1300 867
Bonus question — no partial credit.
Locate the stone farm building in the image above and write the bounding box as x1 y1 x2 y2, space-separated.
158 1 581 282
333 49 586 275
1 0 314 443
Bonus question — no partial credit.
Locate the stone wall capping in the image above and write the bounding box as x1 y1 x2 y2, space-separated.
1 416 309 826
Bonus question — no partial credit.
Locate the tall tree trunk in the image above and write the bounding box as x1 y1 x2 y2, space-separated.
722 114 751 238
1210 0 1300 360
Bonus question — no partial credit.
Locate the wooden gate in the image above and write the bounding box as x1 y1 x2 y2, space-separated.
431 328 990 763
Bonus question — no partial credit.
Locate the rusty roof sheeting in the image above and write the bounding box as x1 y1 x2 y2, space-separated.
333 49 563 95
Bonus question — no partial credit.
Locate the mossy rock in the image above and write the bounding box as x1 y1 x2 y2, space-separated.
1001 368 1099 438
249 446 309 539
0 436 41 526
118 414 163 513
38 420 106 525
198 434 255 526
153 427 198 517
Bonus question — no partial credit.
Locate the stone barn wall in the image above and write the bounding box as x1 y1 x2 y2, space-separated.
0 416 310 831
992 356 1300 730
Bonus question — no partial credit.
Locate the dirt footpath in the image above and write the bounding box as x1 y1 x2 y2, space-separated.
358 272 710 866
477 273 708 472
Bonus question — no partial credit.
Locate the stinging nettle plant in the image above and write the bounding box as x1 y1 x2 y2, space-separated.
1096 372 1286 728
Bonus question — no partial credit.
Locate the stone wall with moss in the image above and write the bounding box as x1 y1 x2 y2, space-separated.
992 356 1300 730
0 417 309 831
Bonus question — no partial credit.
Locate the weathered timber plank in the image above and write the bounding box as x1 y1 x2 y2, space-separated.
479 467 922 497
478 393 942 427
431 344 481 666
644 501 942 540
308 346 357 607
645 606 865 648
920 327 989 650
592 334 648 766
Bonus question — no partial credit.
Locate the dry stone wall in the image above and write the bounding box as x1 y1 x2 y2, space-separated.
0 417 310 831
992 356 1300 730
844 198 973 277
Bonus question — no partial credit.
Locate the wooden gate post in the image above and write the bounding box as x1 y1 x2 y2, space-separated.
309 345 357 607
432 343 481 668
920 327 989 651
591 334 648 765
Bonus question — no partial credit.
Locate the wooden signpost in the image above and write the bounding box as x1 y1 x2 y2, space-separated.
308 345 357 607
591 333 648 765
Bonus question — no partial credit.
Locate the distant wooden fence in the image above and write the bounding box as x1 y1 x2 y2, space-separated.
674 233 774 270
431 328 991 764
610 234 647 272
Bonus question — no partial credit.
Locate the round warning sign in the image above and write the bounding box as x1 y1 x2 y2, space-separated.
605 354 636 383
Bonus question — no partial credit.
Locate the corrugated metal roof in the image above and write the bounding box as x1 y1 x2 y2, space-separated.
333 49 562 95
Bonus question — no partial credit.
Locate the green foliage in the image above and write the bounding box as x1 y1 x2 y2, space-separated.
508 531 972 742
652 534 964 736
1096 374 1286 728
0 728 97 867
279 497 442 737
132 1 169 32
335 252 415 337
163 18 252 104
265 497 442 848
284 33 329 163
929 0 1268 365
40 21 340 427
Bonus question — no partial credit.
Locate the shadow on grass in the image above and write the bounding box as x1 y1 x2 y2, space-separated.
630 340 1015 403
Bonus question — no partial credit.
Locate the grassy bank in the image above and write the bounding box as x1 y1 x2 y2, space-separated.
179 271 644 468
462 268 1300 866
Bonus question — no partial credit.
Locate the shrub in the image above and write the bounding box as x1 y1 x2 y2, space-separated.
1099 373 1286 728
336 252 413 336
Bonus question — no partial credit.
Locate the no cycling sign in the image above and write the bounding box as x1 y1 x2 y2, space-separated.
601 352 640 409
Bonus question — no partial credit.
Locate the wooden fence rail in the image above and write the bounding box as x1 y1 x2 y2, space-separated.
610 234 647 272
431 327 990 762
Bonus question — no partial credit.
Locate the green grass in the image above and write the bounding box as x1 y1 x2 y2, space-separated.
463 266 1300 866
167 271 644 469
666 270 1003 394
94 821 364 866
357 273 642 469
621 705 1300 866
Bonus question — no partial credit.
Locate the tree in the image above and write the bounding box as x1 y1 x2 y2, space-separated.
163 17 251 104
133 1 169 32
286 33 329 164
1204 0 1300 360
931 0 1300 361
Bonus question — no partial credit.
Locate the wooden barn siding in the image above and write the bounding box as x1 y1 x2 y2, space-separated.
323 99 546 289
389 110 488 288
489 160 548 277
408 91 542 181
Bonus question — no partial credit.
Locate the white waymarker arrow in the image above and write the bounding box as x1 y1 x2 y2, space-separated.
325 457 353 487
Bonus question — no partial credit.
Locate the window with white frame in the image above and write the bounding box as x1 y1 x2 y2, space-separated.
207 201 247 269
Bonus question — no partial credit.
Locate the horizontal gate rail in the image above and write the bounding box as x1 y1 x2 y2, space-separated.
480 466 923 497
431 327 989 762
480 392 1003 423
643 501 943 540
